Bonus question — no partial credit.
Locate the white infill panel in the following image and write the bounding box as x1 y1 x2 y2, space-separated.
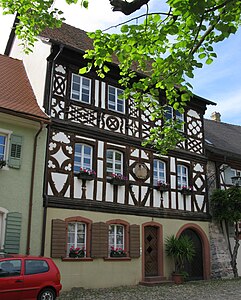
101 82 106 109
51 173 68 194
95 80 99 107
117 186 125 204
96 182 103 201
74 177 82 199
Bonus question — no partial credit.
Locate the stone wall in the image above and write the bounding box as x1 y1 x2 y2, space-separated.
209 222 233 278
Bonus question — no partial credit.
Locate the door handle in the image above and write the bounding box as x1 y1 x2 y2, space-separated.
15 280 23 283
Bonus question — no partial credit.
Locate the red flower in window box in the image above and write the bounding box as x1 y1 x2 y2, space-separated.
77 168 96 181
154 181 169 192
179 185 193 195
69 246 85 258
107 173 127 186
110 246 127 257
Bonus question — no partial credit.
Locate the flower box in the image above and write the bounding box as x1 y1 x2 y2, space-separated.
107 173 127 186
69 246 85 258
154 181 169 192
179 186 193 195
107 177 126 186
77 168 96 181
0 160 6 169
110 247 127 257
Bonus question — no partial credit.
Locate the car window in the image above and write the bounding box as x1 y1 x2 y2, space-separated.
25 259 49 275
0 259 21 277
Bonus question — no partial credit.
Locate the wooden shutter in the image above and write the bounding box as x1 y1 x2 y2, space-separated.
51 219 66 258
4 212 22 254
8 135 23 169
91 222 108 258
129 224 140 258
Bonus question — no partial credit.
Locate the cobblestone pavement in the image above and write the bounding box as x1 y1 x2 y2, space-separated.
58 278 241 300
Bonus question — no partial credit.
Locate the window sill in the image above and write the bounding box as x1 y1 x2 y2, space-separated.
62 257 93 262
104 257 131 261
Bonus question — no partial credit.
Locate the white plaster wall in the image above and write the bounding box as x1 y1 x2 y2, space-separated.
9 37 51 109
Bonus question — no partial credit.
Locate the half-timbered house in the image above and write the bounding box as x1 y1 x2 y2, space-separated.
6 22 215 290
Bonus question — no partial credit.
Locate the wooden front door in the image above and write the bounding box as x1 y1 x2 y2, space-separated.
144 226 158 276
181 229 204 280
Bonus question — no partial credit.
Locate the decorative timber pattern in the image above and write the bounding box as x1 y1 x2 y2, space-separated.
49 64 205 154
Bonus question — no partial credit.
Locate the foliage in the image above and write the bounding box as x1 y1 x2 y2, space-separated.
165 234 195 273
79 167 96 175
69 245 85 258
110 246 127 257
210 187 241 223
1 0 241 153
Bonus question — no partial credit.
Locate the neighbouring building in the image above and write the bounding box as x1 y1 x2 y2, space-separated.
5 22 216 290
0 54 49 255
204 116 241 278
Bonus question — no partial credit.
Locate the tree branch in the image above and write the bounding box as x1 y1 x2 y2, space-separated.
109 0 150 15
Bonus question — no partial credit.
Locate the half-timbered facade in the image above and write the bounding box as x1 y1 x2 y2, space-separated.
7 22 214 290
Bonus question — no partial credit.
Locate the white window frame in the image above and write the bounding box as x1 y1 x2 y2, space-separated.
108 85 125 114
70 74 91 104
153 159 166 185
164 106 184 131
74 143 93 173
0 129 12 169
106 149 123 174
0 207 8 250
177 164 188 188
109 224 124 252
67 222 86 256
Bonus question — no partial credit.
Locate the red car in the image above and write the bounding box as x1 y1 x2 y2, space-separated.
0 254 62 300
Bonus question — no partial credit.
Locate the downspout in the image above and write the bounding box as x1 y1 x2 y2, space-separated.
26 121 44 255
41 44 64 256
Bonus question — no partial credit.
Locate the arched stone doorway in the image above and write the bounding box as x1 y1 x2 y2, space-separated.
177 223 210 280
180 228 203 280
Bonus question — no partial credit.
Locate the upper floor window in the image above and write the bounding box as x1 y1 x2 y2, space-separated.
108 86 125 113
71 74 91 104
74 143 93 173
177 165 188 188
106 150 123 174
67 222 86 257
153 159 166 185
164 106 184 131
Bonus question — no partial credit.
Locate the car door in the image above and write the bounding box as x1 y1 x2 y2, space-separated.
0 259 24 300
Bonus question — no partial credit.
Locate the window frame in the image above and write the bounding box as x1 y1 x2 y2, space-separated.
107 85 125 114
70 73 91 104
65 217 92 259
106 220 130 258
74 143 93 173
177 164 189 188
0 129 12 168
164 106 184 131
0 207 8 250
106 149 124 175
153 159 166 185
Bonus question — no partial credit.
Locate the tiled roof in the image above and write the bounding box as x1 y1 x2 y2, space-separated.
204 119 241 157
0 55 49 121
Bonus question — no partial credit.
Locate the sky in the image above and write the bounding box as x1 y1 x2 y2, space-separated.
0 0 241 125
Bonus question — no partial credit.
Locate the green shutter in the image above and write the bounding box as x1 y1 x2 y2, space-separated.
4 212 22 254
8 135 23 169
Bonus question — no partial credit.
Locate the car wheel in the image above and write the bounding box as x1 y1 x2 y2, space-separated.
37 288 56 300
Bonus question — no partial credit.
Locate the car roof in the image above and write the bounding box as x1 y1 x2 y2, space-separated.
0 253 50 259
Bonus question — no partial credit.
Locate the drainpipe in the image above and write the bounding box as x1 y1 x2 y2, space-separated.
26 121 44 255
41 44 64 256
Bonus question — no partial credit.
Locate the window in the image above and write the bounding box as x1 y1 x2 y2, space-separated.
106 150 123 174
0 259 21 277
74 143 93 173
177 165 188 188
108 85 125 113
109 224 124 251
153 159 166 185
25 260 49 275
67 222 86 257
0 134 7 161
71 74 91 103
164 106 184 131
